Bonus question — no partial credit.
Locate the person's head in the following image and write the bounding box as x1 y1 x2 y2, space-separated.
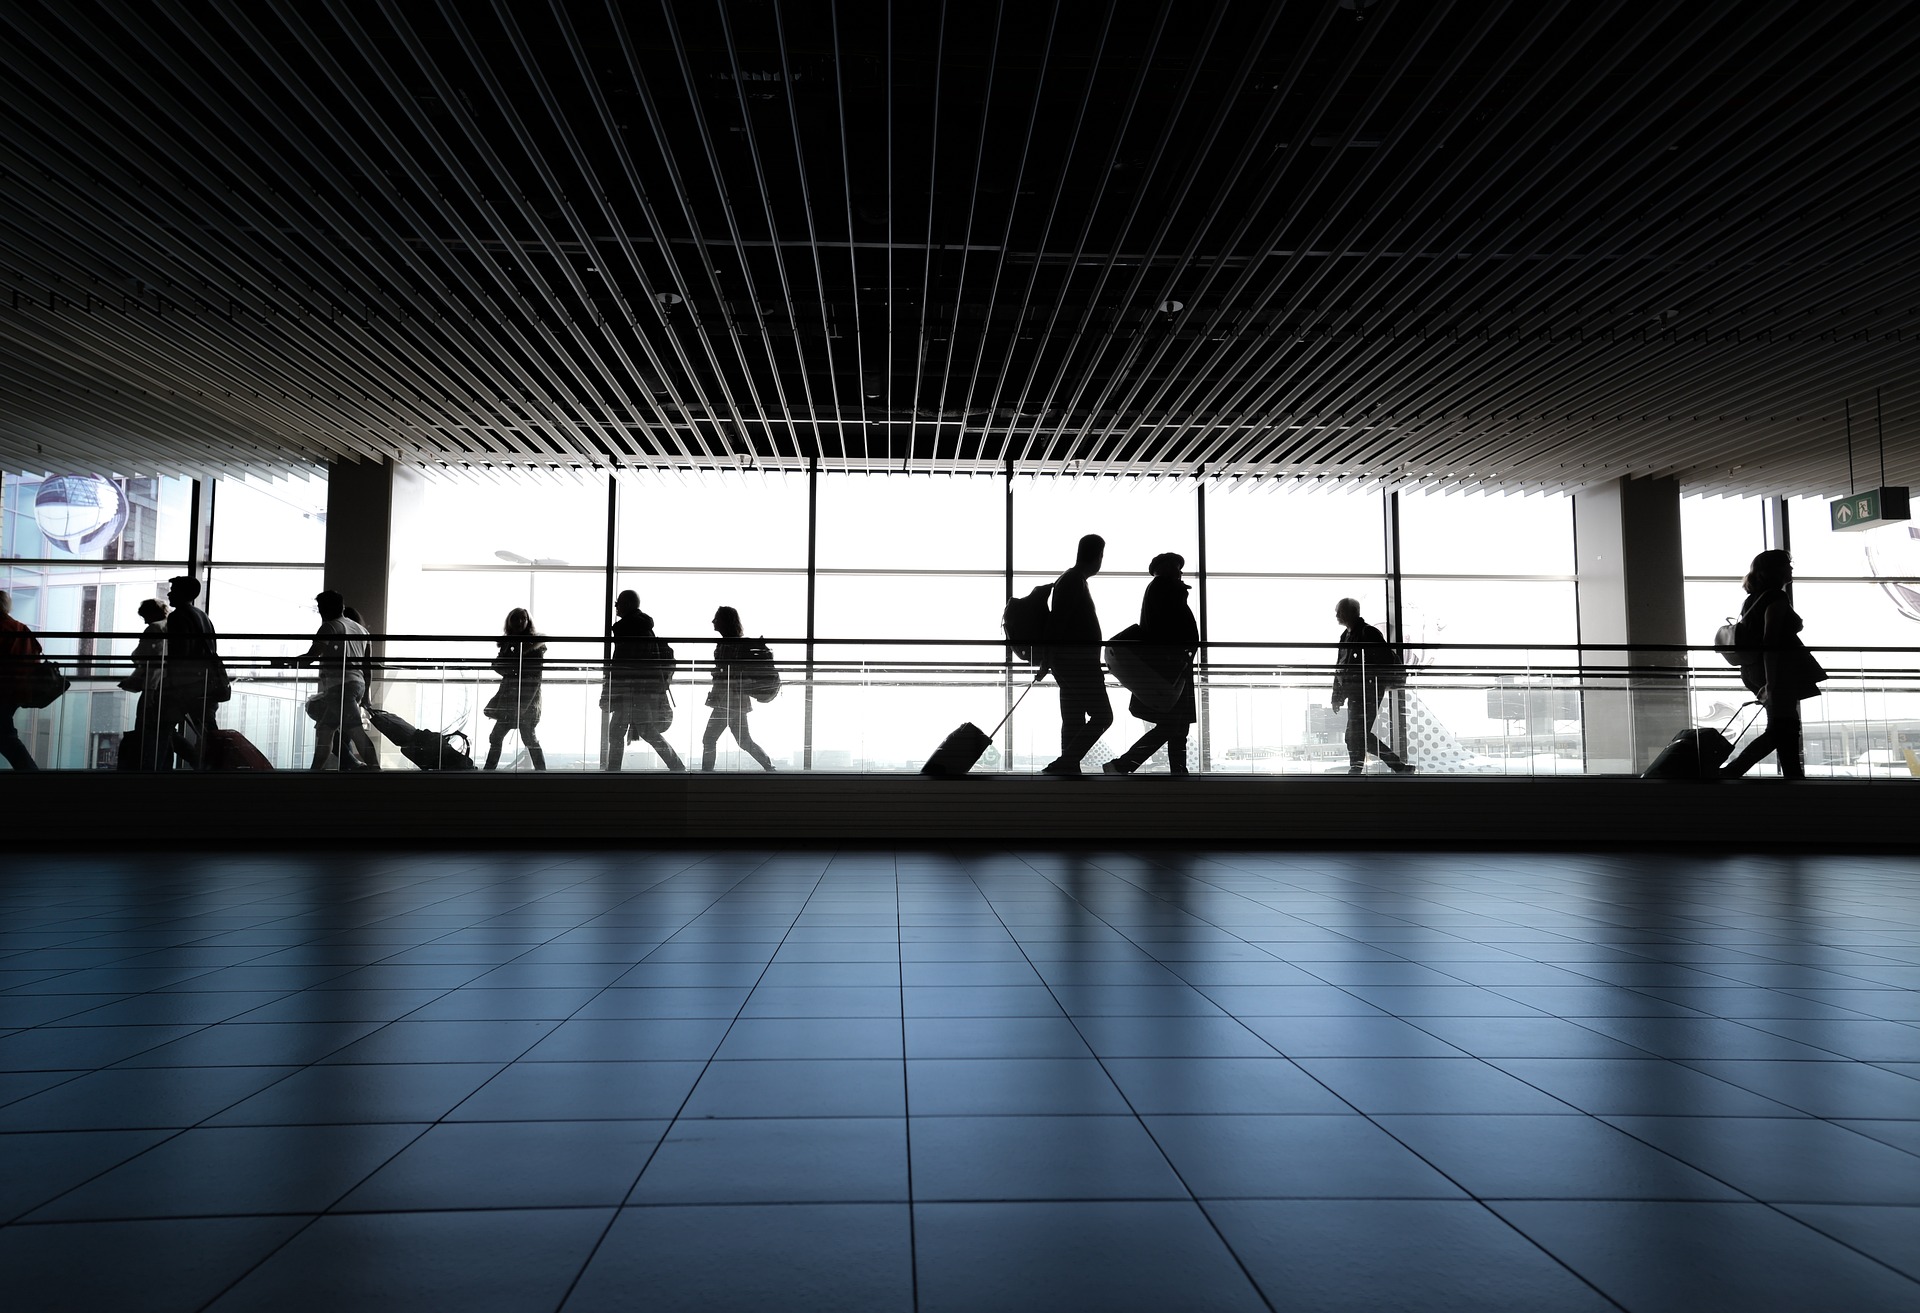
504 607 535 636
615 589 640 617
1745 549 1792 595
1148 552 1185 579
167 576 201 607
136 597 167 624
712 605 743 638
1335 597 1363 627
314 590 345 621
1076 533 1106 574
0 589 11 617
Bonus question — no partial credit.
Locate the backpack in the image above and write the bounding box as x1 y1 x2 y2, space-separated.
1002 584 1054 663
640 637 678 688
1712 616 1742 666
736 639 782 703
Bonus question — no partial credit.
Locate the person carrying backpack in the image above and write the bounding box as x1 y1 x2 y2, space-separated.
604 590 685 771
701 605 775 771
1040 534 1114 777
1331 597 1414 775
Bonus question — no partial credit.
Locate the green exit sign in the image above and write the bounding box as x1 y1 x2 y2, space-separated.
1830 486 1912 532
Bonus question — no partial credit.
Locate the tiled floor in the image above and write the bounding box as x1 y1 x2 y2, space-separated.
2 849 1918 1312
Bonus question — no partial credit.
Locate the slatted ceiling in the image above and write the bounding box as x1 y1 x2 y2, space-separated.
2 2 1917 495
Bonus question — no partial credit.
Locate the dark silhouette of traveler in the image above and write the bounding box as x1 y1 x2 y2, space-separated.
1722 549 1826 778
118 597 169 767
155 576 222 770
1332 597 1414 775
604 589 685 772
0 589 44 770
701 605 774 771
277 590 378 771
483 607 547 770
1105 552 1198 775
1041 533 1114 777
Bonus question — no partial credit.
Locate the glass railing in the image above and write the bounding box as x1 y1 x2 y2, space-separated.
7 631 1920 777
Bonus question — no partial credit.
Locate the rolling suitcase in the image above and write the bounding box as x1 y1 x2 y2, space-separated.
206 729 273 771
922 679 1039 778
1642 701 1761 779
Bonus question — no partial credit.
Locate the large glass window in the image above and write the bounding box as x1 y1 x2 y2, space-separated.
1680 495 1769 650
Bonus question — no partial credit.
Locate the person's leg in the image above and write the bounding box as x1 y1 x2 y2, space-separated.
1343 699 1367 771
345 724 380 769
0 704 35 771
1771 699 1804 778
701 708 727 770
485 721 508 770
1360 692 1409 769
1056 665 1113 766
640 729 686 771
522 722 546 771
731 712 774 770
312 716 339 770
605 708 629 771
1166 729 1190 774
1109 722 1173 774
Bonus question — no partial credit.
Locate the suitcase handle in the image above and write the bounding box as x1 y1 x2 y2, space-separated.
987 677 1042 738
1723 699 1764 739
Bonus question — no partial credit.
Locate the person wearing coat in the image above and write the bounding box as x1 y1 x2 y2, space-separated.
604 589 685 772
1722 549 1825 778
701 605 775 771
118 597 168 768
1332 597 1414 775
483 607 547 770
1104 552 1199 775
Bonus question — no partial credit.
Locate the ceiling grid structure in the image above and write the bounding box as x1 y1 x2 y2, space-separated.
1 0 1915 494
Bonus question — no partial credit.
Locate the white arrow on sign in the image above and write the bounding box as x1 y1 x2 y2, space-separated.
1837 504 1853 523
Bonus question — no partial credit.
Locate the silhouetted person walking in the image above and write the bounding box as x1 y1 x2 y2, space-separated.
1105 552 1198 775
483 607 547 770
278 590 378 770
0 589 44 771
1722 549 1825 779
156 576 222 770
1041 533 1113 777
118 597 168 767
701 606 774 771
605 590 685 772
1332 597 1413 775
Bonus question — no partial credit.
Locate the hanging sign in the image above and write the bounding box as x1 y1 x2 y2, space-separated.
1830 487 1911 532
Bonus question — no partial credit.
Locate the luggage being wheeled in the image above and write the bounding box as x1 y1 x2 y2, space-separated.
1642 701 1762 779
204 729 273 771
922 679 1039 778
369 707 477 770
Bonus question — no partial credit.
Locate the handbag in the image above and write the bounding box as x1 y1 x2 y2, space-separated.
20 659 70 709
1712 616 1742 666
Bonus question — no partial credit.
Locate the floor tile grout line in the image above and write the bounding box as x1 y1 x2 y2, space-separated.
982 853 1281 1313
181 853 774 1313
548 848 832 1313
895 850 922 1313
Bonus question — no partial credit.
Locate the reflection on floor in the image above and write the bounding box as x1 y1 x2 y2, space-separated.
2 848 1917 1311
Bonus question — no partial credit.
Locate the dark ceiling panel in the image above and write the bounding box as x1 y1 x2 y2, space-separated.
2 0 1916 494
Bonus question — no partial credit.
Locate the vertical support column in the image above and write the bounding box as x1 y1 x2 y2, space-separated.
1381 489 1406 762
600 474 619 771
1765 495 1792 601
803 456 818 772
1573 476 1687 773
323 456 425 667
1195 472 1210 772
1003 458 1015 768
185 478 215 604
